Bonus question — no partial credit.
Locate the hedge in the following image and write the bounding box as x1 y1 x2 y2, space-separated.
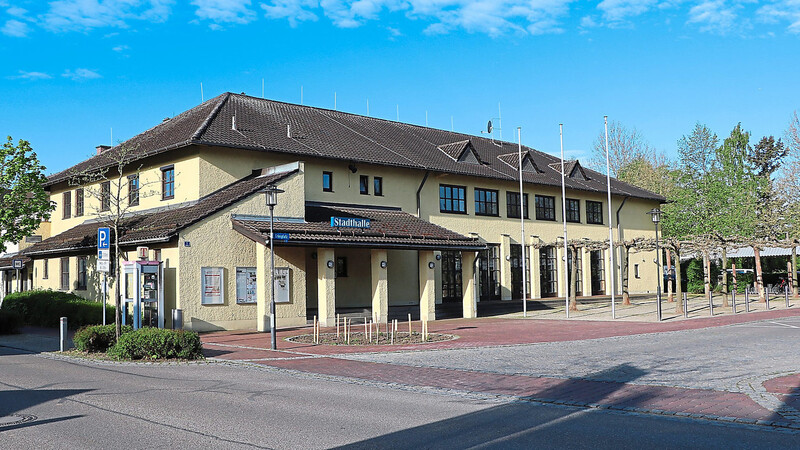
0 309 23 334
74 324 134 353
1 290 114 330
108 328 203 360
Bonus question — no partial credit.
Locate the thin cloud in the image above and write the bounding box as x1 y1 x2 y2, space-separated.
597 0 658 25
192 0 256 24
41 0 173 32
687 0 743 33
757 1 800 34
2 19 29 36
9 70 52 80
112 44 129 52
62 68 102 80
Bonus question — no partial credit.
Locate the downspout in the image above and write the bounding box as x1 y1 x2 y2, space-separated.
615 196 629 242
416 171 431 217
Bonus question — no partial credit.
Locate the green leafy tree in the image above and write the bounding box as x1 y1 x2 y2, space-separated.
0 137 54 252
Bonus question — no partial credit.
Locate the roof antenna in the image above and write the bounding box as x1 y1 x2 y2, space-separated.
334 92 337 110
200 82 204 103
366 98 369 116
451 116 454 132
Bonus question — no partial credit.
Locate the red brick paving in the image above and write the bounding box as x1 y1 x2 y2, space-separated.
256 357 779 423
764 374 800 395
201 307 800 356
200 310 800 426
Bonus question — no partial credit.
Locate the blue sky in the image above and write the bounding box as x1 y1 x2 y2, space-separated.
2 0 799 175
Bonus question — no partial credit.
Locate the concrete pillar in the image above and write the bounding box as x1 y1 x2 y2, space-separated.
531 245 541 299
256 242 272 332
419 250 436 321
317 248 336 327
582 248 593 296
500 235 512 300
371 249 388 324
461 251 477 319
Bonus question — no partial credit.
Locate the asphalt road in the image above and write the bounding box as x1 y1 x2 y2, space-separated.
1 346 798 449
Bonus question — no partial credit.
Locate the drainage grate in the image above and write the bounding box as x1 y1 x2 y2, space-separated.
0 414 37 427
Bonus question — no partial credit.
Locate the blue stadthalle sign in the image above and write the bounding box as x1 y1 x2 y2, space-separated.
330 217 370 229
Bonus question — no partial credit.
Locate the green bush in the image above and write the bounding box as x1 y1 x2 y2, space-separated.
108 328 203 360
73 324 133 353
0 309 23 334
686 259 705 294
0 290 114 329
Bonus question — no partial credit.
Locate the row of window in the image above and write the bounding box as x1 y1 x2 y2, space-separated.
61 167 174 219
439 184 605 224
322 171 384 196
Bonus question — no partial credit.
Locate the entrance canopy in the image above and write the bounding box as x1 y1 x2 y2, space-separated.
232 202 485 251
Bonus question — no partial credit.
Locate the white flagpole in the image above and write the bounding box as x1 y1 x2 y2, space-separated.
605 116 616 319
560 124 570 318
518 127 527 318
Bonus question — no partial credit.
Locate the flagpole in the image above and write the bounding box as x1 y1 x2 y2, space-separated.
605 116 616 319
518 127 527 318
560 124 569 318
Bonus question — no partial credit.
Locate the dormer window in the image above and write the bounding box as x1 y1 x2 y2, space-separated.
437 140 482 165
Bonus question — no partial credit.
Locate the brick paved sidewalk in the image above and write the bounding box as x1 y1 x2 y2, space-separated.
201 307 800 358
200 310 800 430
253 357 798 429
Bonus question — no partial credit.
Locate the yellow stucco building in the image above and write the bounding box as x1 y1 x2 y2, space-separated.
10 93 664 331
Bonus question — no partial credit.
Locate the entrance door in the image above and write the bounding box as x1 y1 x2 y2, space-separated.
441 251 462 303
590 250 605 295
510 244 522 299
479 244 500 301
540 246 557 297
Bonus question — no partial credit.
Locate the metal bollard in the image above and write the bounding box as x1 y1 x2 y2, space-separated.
60 317 68 352
172 309 184 330
684 293 689 318
786 285 790 308
766 289 770 310
732 289 737 314
745 289 750 312
709 290 714 316
656 291 662 322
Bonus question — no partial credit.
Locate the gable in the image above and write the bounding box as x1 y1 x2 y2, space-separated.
437 140 482 165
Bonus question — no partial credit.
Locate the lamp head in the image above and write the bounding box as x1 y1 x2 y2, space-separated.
647 208 662 224
264 184 285 207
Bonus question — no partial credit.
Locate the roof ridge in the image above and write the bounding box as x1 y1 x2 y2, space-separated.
191 92 231 141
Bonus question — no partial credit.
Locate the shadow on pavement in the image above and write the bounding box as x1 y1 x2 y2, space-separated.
338 364 655 449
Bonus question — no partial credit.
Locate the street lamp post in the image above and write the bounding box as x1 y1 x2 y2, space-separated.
264 184 284 350
647 208 663 321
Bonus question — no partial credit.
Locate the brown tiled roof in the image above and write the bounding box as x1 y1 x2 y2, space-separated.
47 92 665 202
232 203 485 250
25 170 296 256
0 254 30 270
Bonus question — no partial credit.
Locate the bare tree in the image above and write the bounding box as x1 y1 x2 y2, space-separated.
589 120 652 178
69 145 159 339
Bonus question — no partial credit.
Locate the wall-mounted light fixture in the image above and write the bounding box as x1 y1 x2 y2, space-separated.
327 260 334 269
505 255 511 261
428 261 435 269
380 261 387 269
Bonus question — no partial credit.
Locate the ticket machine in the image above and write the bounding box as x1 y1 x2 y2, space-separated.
122 260 165 329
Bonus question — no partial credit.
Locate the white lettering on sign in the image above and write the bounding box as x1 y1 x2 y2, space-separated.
330 217 370 229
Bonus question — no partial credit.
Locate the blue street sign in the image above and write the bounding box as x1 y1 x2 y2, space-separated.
273 233 290 242
98 227 110 250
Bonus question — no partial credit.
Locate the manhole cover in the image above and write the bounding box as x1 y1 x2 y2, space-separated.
0 414 37 426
